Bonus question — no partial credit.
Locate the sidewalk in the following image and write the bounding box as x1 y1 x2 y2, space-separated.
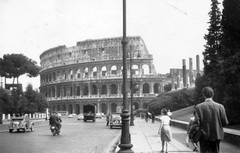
120 118 192 153
114 118 240 153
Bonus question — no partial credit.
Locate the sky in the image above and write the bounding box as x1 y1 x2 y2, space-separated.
0 0 223 90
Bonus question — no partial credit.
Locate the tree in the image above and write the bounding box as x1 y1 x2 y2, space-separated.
195 0 225 105
24 84 38 113
164 83 172 92
0 54 40 84
219 0 240 124
24 84 48 113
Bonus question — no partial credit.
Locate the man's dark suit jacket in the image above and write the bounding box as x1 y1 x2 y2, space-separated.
195 99 228 140
49 115 60 125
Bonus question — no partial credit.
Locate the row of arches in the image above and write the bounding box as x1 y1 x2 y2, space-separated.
50 101 141 115
41 62 151 85
45 82 162 98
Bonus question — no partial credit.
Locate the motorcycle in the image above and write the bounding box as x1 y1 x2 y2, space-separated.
50 125 60 136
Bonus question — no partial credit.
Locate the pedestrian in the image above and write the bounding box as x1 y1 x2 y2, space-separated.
158 108 172 153
151 112 155 123
106 112 111 126
145 111 149 122
195 86 228 153
186 110 198 152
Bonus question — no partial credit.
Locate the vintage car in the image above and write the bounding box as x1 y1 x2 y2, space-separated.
110 113 122 129
9 114 34 133
95 113 102 119
77 114 84 120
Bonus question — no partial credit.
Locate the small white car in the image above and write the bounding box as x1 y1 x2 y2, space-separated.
77 114 84 120
9 114 34 133
96 113 102 119
68 114 73 118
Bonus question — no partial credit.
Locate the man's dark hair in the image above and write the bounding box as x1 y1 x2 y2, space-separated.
202 86 214 98
161 108 167 115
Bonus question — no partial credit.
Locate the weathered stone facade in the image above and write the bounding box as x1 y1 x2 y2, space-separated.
39 36 164 115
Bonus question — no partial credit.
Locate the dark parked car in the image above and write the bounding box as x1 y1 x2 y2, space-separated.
110 113 121 129
9 114 34 133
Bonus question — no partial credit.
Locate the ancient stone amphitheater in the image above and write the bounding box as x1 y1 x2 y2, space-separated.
39 36 164 115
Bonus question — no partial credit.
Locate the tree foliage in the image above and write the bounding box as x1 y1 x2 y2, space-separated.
147 88 195 116
0 84 48 115
0 54 40 84
195 0 240 124
164 83 172 92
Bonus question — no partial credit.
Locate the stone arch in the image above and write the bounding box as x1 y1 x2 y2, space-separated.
110 84 117 94
101 66 107 76
132 64 139 75
84 67 88 78
83 84 89 95
62 104 66 111
101 103 107 114
76 69 81 79
111 103 117 113
93 67 98 77
101 85 107 94
76 86 80 96
110 65 117 75
91 84 98 95
143 83 150 93
142 64 150 74
75 104 80 114
57 105 60 111
52 105 56 112
133 102 139 110
154 83 160 94
69 69 73 80
68 104 73 114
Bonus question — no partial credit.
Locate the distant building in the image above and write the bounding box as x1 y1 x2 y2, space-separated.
39 36 164 114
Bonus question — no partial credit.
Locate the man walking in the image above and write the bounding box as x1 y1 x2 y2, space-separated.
195 86 228 153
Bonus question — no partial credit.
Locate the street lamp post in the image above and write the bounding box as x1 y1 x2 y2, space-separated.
117 0 134 153
130 51 134 126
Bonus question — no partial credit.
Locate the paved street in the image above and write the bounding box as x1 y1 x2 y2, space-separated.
0 116 120 153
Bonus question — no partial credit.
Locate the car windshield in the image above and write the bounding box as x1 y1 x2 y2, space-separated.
112 113 121 118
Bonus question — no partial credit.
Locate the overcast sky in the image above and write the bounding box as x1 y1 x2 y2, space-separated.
0 0 223 90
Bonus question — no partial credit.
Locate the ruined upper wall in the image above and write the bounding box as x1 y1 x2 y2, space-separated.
39 36 152 71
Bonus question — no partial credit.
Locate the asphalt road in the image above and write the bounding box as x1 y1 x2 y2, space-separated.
0 116 121 153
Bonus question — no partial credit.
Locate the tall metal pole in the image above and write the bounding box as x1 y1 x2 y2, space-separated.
118 0 133 152
130 51 134 126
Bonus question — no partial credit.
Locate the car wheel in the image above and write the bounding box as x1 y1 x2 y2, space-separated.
30 125 34 131
17 129 20 132
9 129 13 133
23 126 27 132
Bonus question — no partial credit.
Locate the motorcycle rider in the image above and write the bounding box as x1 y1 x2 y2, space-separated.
49 112 62 133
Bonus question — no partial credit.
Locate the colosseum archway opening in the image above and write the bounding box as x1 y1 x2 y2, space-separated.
62 105 66 111
52 105 56 112
143 83 150 93
142 64 150 74
133 102 139 110
111 103 117 113
68 104 73 114
154 83 160 94
110 84 117 94
57 105 60 111
75 104 80 114
101 103 107 114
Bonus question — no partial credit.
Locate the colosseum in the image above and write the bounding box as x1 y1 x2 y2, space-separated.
39 36 165 115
